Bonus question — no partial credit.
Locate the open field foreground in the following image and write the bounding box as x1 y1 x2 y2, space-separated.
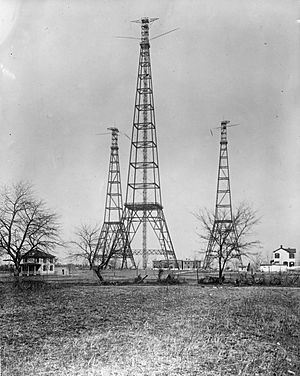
0 284 299 376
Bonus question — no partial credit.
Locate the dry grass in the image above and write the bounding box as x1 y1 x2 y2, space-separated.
0 283 299 376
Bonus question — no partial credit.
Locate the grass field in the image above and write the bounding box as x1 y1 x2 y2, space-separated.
0 283 299 376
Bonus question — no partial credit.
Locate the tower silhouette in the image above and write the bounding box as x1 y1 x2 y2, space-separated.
203 120 240 269
96 127 136 269
110 17 178 269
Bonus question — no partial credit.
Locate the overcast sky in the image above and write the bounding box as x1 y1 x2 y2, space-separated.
0 0 299 262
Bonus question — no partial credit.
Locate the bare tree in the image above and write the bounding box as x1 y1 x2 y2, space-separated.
248 249 265 272
0 181 62 275
194 202 260 283
69 224 100 269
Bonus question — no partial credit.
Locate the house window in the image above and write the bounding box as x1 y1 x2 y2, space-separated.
289 262 295 267
274 253 280 259
274 261 279 264
50 258 53 264
23 258 27 263
43 258 46 263
289 254 295 259
283 262 288 266
43 265 47 271
49 265 53 271
36 258 39 263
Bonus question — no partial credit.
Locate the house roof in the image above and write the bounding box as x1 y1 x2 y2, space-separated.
273 245 296 254
23 249 55 259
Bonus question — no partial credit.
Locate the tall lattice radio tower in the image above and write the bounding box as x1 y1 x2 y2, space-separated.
203 120 241 269
109 17 178 269
96 127 136 269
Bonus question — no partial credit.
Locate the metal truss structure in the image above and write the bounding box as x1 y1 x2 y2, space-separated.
109 17 178 269
96 127 136 269
203 120 241 269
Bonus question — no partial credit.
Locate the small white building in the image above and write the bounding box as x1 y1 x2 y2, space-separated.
21 249 56 276
55 265 72 276
259 245 299 272
270 245 298 268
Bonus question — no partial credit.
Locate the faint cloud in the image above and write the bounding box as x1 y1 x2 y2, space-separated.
0 64 16 80
0 0 21 45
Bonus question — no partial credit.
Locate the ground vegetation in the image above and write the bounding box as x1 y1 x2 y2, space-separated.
0 284 299 376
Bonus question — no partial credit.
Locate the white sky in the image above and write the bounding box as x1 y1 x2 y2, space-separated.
0 0 299 262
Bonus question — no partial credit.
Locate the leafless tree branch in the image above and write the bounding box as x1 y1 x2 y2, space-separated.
193 202 261 282
69 223 100 269
0 181 62 275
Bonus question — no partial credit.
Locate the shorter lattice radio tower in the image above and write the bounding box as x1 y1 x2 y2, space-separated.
203 120 241 269
96 127 136 269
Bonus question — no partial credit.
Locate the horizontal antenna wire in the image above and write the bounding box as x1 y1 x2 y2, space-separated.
115 27 179 42
151 28 179 40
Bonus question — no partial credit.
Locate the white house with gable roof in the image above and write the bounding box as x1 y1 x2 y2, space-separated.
260 245 299 272
270 245 298 267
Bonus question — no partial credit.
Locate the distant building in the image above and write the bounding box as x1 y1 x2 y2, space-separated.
259 245 299 272
238 265 249 272
181 260 202 269
270 245 298 268
55 265 72 276
152 259 178 269
21 249 56 276
260 263 288 273
153 259 201 269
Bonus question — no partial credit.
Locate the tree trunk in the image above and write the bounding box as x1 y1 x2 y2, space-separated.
13 260 22 277
218 257 223 284
95 267 104 281
13 261 22 288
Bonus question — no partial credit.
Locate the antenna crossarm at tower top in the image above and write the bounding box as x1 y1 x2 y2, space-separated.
141 18 150 49
107 127 119 150
131 17 158 49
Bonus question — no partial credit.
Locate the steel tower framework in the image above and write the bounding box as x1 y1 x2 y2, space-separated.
203 120 240 269
96 127 136 269
110 17 178 269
